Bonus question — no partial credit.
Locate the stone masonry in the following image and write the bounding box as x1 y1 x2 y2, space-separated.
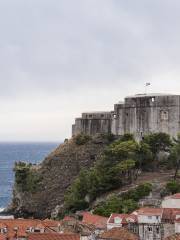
72 93 180 140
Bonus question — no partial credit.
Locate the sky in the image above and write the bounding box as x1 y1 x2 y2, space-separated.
0 0 180 141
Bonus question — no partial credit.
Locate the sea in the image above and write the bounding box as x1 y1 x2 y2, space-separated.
0 142 59 211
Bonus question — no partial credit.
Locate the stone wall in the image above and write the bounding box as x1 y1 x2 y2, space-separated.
112 94 180 140
72 112 112 136
72 94 180 139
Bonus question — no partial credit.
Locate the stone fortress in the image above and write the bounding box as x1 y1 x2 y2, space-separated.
72 93 180 140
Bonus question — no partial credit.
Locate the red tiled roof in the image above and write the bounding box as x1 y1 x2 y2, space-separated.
0 235 6 240
43 219 61 227
63 216 76 222
82 212 108 229
0 223 7 228
108 214 129 224
162 209 180 222
100 227 139 240
165 193 180 200
127 214 138 223
175 218 180 223
164 233 180 240
137 208 163 216
28 233 80 240
0 219 59 238
0 219 45 239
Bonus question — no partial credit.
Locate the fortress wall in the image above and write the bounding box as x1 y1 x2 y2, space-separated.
72 94 180 139
72 112 112 136
121 95 180 140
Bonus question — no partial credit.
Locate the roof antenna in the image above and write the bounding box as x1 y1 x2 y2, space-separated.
145 82 151 95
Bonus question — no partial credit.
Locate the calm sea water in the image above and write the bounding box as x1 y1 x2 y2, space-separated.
0 142 59 210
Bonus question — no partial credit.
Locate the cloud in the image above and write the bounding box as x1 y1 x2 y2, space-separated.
0 0 180 140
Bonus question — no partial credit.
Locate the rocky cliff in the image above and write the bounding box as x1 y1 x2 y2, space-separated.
10 134 112 219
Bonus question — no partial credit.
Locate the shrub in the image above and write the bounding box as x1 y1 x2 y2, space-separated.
14 161 41 193
93 183 152 217
74 134 92 145
166 181 180 194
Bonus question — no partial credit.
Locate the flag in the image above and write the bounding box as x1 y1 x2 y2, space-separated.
146 82 151 86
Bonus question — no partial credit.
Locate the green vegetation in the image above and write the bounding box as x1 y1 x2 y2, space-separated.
65 132 177 214
166 180 180 194
74 134 92 145
65 133 156 213
142 132 172 170
168 134 180 179
14 161 42 193
93 183 152 217
14 132 180 217
65 137 139 212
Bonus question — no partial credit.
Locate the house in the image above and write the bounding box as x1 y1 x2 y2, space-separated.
28 233 80 240
60 215 95 240
135 208 163 240
99 227 139 240
128 208 180 240
162 194 180 209
107 214 130 230
81 212 108 235
0 219 61 240
164 233 180 239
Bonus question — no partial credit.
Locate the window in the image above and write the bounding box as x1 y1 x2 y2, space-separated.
113 114 117 119
152 97 155 102
156 227 160 234
89 115 93 118
148 216 152 220
114 217 121 224
156 216 159 220
160 110 169 120
101 114 104 118
148 227 152 232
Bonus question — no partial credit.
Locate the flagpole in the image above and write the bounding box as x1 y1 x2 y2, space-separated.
145 83 147 95
145 83 151 94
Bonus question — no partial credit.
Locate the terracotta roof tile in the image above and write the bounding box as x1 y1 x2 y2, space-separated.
0 235 6 240
28 233 80 240
82 212 108 229
162 209 180 222
167 193 180 199
63 217 76 222
164 233 180 240
43 219 61 228
108 214 129 224
137 208 163 216
0 219 45 238
127 214 138 223
100 227 139 240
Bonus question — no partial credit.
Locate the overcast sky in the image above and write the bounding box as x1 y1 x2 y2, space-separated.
0 0 180 141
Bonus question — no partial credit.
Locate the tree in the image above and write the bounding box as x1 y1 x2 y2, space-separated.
142 133 172 170
166 181 180 194
115 159 136 183
107 140 139 162
136 142 153 171
169 133 180 179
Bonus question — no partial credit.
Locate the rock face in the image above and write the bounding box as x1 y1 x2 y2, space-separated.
10 135 110 219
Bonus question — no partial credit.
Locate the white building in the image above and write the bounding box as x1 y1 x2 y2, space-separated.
107 214 130 230
162 194 180 209
136 208 163 240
